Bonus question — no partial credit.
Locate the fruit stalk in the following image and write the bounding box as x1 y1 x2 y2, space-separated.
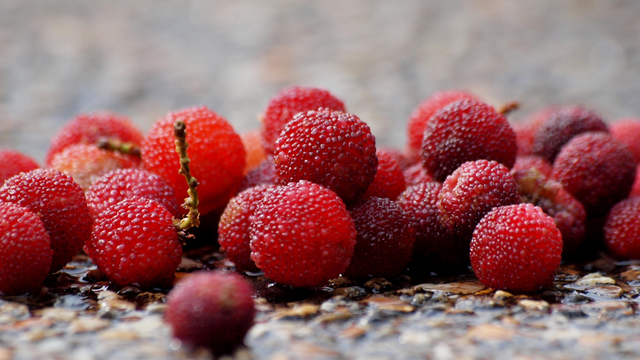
96 138 142 158
173 120 200 230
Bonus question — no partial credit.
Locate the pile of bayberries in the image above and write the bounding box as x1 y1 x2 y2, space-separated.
2 86 640 354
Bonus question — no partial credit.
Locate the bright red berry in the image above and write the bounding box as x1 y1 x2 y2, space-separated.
0 202 52 295
610 118 640 162
0 169 92 272
240 129 267 174
274 109 377 203
142 106 246 216
552 132 636 215
344 197 414 279
249 181 356 287
421 99 517 182
470 203 563 293
362 149 406 200
87 196 182 288
85 168 180 219
46 111 143 166
604 197 640 260
165 271 255 354
261 86 346 155
0 149 39 184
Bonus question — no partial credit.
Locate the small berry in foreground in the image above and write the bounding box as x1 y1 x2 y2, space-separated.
249 181 356 287
274 109 377 203
166 271 255 355
261 86 346 154
0 149 40 184
87 196 182 288
604 197 640 260
0 169 92 272
362 149 406 200
470 203 563 293
344 197 414 280
0 202 52 295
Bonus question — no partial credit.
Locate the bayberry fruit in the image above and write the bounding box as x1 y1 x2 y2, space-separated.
610 118 640 161
237 156 277 193
362 149 406 200
240 129 267 174
0 149 39 184
604 197 640 260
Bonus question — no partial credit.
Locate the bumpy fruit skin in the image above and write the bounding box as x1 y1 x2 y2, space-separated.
403 163 434 187
249 181 357 287
142 106 246 216
512 155 553 178
438 160 520 239
470 203 563 293
421 99 517 182
630 164 640 198
604 197 640 260
512 106 558 157
610 118 640 161
274 109 377 204
531 106 608 163
261 86 346 155
0 149 40 184
397 182 469 274
240 129 267 174
237 156 277 193
0 169 92 272
406 90 478 160
344 197 414 279
165 271 255 354
85 169 180 219
0 202 52 295
218 185 275 273
46 111 143 166
87 196 182 288
552 132 636 215
362 149 406 200
50 144 139 192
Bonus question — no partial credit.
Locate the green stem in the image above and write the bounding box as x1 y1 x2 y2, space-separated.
96 138 142 158
173 120 200 230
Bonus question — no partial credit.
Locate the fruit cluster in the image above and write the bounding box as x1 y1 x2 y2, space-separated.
2 85 640 354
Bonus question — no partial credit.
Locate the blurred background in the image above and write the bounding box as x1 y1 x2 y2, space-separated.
1 0 639 162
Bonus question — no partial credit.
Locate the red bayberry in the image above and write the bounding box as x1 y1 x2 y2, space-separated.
552 132 636 215
142 106 246 216
46 111 143 166
0 149 39 184
274 109 377 203
403 163 434 187
610 118 640 162
0 169 92 272
512 106 558 157
237 156 277 193
512 155 553 178
0 202 52 295
249 181 357 287
470 203 563 293
166 271 255 354
87 196 182 288
344 197 414 279
421 99 517 182
261 86 346 155
218 185 275 273
604 197 640 260
362 149 406 200
240 129 267 174
85 168 180 219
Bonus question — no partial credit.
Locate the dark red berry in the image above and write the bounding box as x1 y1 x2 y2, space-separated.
0 149 39 184
362 149 406 200
87 196 182 288
166 272 255 354
237 156 277 193
261 86 346 154
403 163 434 187
421 99 517 182
0 169 92 272
512 106 558 157
274 109 377 203
344 197 413 279
470 203 563 293
249 181 356 287
604 197 640 260
0 202 52 295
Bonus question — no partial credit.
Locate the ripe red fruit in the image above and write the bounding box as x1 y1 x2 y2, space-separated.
85 168 180 219
165 271 255 354
362 149 406 200
218 185 275 273
604 197 640 260
46 111 143 166
403 163 434 187
438 160 520 239
240 129 267 174
0 169 92 272
0 202 52 295
274 109 377 203
249 180 357 287
0 149 39 184
237 156 277 193
531 106 608 163
512 106 558 157
406 90 478 160
142 106 246 216
552 132 636 215
421 99 517 182
344 197 414 279
470 203 563 293
261 86 346 155
50 144 140 192
610 118 640 161
511 155 553 178
87 196 182 288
